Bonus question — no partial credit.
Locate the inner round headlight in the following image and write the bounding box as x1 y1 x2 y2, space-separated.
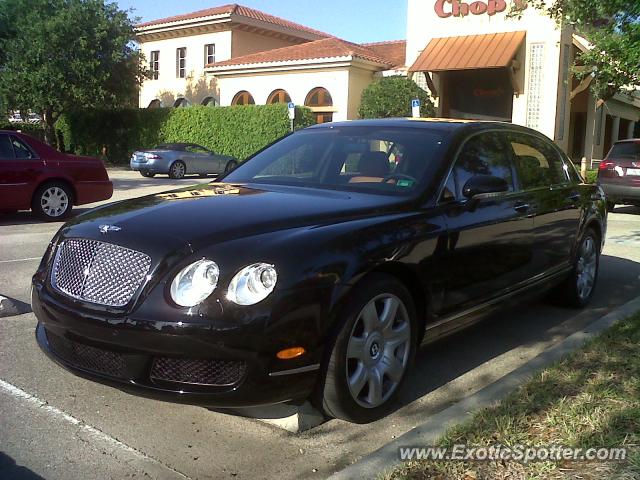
170 259 219 307
227 263 278 306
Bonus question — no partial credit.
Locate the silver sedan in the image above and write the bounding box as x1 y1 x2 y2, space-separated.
130 143 238 179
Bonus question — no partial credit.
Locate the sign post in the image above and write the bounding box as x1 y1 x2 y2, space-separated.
411 99 421 118
288 102 296 132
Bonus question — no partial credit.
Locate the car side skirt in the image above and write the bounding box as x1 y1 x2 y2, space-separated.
422 265 572 344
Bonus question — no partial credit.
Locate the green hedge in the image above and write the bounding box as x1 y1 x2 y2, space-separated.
0 121 46 141
56 104 315 164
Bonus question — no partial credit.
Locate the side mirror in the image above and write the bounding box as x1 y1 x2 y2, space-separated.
462 175 509 199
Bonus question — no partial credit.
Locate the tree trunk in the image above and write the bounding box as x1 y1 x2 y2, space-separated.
42 108 57 148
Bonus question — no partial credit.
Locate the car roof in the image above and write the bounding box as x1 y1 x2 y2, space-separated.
157 143 203 150
306 118 547 136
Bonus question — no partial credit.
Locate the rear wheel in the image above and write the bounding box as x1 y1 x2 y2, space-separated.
557 228 600 308
32 182 74 221
169 161 186 179
315 274 417 423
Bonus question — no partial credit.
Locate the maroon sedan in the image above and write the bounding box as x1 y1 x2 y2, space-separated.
0 130 113 220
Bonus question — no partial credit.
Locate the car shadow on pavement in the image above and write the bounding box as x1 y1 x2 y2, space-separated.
613 205 640 215
0 452 45 480
0 208 94 227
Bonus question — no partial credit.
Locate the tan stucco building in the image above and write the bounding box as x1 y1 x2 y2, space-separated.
405 0 640 162
135 1 639 161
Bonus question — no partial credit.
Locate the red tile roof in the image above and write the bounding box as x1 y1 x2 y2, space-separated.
208 37 397 69
136 3 331 39
361 40 406 69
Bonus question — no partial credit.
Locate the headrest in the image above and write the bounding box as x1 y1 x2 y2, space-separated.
358 151 390 178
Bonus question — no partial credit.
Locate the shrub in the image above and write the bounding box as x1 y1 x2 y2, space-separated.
0 121 46 141
585 169 598 184
56 104 315 164
359 76 435 119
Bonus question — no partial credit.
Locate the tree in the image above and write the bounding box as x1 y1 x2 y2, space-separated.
157 75 219 108
0 0 148 145
359 76 435 119
526 0 640 100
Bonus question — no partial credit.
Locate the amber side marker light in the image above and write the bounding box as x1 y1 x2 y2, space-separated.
277 347 306 360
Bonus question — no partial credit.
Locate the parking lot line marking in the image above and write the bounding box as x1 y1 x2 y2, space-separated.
0 378 191 479
0 257 41 264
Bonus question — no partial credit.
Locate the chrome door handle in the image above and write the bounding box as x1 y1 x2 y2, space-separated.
514 202 530 213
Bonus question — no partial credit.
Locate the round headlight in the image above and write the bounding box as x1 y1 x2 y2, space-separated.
170 259 219 307
227 263 277 306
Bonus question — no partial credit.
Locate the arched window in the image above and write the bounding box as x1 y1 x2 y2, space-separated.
201 96 218 107
173 98 190 108
148 99 162 109
231 91 255 106
305 87 334 124
267 89 292 105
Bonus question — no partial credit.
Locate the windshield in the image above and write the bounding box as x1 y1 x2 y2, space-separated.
222 126 449 195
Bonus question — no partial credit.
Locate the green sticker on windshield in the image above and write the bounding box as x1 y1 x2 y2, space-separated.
397 179 414 188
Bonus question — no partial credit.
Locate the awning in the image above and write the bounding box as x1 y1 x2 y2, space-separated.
409 31 526 72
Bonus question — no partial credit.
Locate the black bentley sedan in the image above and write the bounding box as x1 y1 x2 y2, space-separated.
32 119 607 423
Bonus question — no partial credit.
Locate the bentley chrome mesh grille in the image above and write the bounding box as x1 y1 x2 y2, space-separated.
51 239 151 307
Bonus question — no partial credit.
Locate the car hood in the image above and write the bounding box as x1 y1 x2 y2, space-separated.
60 183 406 256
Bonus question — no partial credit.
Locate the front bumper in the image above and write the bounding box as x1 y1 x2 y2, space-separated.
32 280 322 408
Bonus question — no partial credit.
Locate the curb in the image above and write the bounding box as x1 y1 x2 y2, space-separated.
329 295 640 480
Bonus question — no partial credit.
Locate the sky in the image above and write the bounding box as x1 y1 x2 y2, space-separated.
115 0 408 44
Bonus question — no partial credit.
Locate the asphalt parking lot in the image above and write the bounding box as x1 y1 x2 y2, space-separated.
1 170 640 480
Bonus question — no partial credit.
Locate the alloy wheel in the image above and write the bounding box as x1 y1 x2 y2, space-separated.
576 236 597 301
171 162 186 179
40 187 69 218
345 294 411 409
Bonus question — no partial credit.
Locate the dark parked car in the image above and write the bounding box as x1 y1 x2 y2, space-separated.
130 143 238 179
598 139 640 211
0 130 113 220
32 119 606 423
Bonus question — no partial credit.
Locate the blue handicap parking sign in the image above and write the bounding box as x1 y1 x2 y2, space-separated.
288 102 295 109
411 99 421 108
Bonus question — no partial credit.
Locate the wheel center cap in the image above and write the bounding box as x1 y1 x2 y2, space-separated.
370 342 381 359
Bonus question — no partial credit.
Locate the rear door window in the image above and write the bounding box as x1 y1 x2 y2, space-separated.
0 135 15 159
10 136 35 159
509 133 568 189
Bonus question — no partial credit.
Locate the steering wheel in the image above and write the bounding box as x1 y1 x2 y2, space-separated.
381 173 417 184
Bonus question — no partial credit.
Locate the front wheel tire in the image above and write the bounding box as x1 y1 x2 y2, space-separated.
315 274 417 423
